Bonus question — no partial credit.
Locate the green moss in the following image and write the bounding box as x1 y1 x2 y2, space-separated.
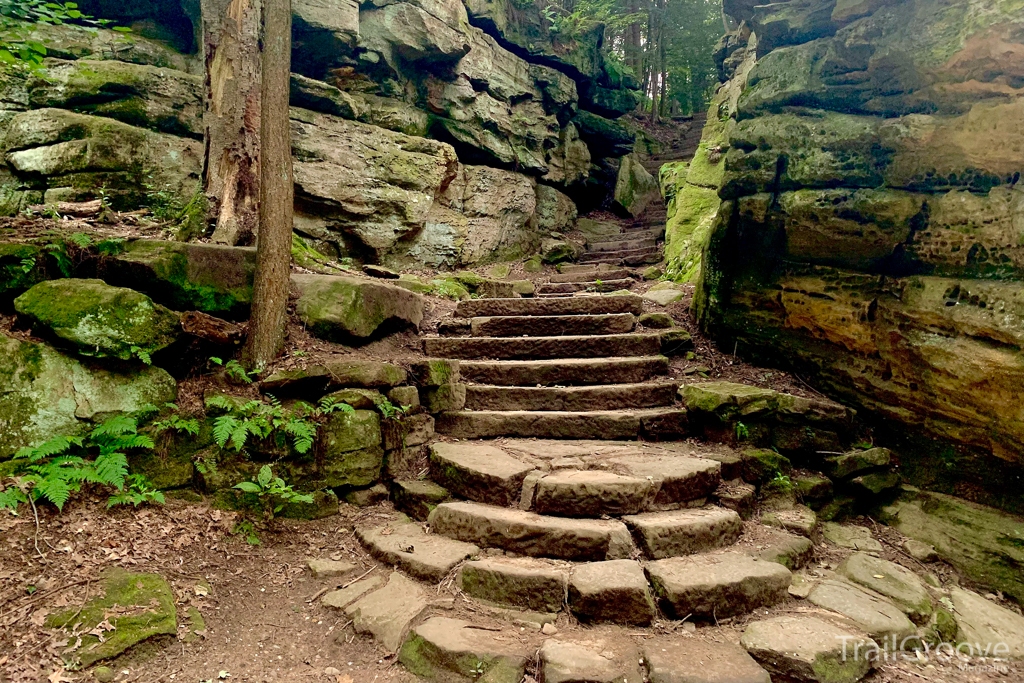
174 188 208 241
47 569 177 666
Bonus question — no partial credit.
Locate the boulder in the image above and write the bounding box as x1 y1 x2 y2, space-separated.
950 588 1024 658
15 279 180 361
1 108 201 212
613 153 659 217
741 615 874 683
535 184 578 234
291 273 424 340
807 579 918 645
360 2 471 68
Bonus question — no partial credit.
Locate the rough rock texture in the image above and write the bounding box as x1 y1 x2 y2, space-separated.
399 617 529 683
15 279 180 360
292 273 424 340
568 559 657 625
741 615 874 683
643 638 771 683
950 588 1024 658
460 557 568 613
697 0 1024 510
344 572 428 653
806 579 918 644
838 553 932 624
0 334 177 458
613 153 660 218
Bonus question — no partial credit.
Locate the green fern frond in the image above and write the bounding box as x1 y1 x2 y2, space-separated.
212 415 239 449
35 477 72 510
0 487 28 511
93 452 129 490
90 415 138 437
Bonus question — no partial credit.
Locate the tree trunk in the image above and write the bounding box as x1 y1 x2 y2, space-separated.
203 0 262 245
625 0 642 75
243 0 294 369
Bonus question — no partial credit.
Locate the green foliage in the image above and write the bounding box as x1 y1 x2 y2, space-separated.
43 241 72 277
210 357 257 384
207 395 318 455
0 0 128 69
232 518 260 545
763 472 794 496
0 414 161 512
233 465 314 516
130 345 152 365
375 398 410 420
735 421 750 441
151 403 201 437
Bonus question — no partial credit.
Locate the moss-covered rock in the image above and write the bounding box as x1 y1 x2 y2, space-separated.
278 489 339 519
283 410 383 490
612 153 659 218
47 569 177 666
262 359 408 396
0 334 177 458
15 279 181 361
292 273 424 340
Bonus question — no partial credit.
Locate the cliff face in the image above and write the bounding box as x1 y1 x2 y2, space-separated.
695 0 1024 508
0 0 641 267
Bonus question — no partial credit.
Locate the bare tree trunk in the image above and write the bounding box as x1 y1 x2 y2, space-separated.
203 0 262 245
243 0 294 369
625 0 642 75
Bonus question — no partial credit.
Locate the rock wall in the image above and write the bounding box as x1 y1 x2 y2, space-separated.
0 0 642 268
694 0 1024 510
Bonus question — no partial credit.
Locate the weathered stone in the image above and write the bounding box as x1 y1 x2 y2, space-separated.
428 501 632 561
757 535 815 570
825 448 892 480
15 279 180 361
392 479 449 521
344 572 428 652
322 575 385 610
459 357 668 387
644 638 771 683
807 579 918 645
460 557 568 613
419 383 468 413
292 273 424 340
762 506 818 538
381 413 434 450
455 294 643 318
285 410 382 489
343 483 389 507
716 481 757 520
741 615 874 683
838 553 932 624
308 559 357 579
398 617 528 683
409 359 460 386
950 588 1024 658
533 470 654 517
902 539 938 563
47 570 176 666
646 552 792 619
387 386 420 412
643 284 685 306
429 442 533 507
625 508 743 560
821 523 882 552
640 312 675 329
279 489 340 519
568 559 656 625
323 388 386 411
263 359 407 395
424 333 661 360
540 640 642 683
357 521 478 582
536 184 578 233
0 334 177 458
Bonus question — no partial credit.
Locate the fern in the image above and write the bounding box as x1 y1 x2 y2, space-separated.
210 396 321 455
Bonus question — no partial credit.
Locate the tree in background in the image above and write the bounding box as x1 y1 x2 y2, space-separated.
243 0 294 370
547 0 722 118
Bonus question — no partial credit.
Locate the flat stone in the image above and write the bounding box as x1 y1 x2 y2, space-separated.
429 442 534 507
606 454 722 509
950 588 1024 658
643 287 685 306
762 505 818 538
307 559 357 579
292 273 423 340
741 616 874 683
624 508 743 559
322 575 385 610
821 523 883 552
540 640 641 683
807 579 918 645
824 448 891 480
356 522 479 582
436 410 646 440
464 382 679 412
262 358 407 395
902 539 938 563
551 268 631 283
390 384 423 411
398 616 528 683
455 295 643 318
569 559 657 626
838 553 933 624
344 572 428 653
343 483 389 507
470 313 637 337
646 552 792 619
459 356 669 387
643 638 771 683
428 501 633 561
423 334 662 360
715 481 756 520
533 470 655 517
460 557 568 613
392 479 449 521
757 535 815 570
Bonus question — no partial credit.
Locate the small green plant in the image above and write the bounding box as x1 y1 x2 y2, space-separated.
207 395 318 454
232 518 261 545
233 464 313 520
376 399 410 420
735 422 750 441
763 472 793 496
151 403 201 437
0 415 161 512
130 345 152 365
94 237 126 256
0 0 129 69
19 257 35 274
42 241 72 276
210 357 258 384
107 474 165 508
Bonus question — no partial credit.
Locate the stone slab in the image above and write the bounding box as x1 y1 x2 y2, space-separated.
356 522 478 582
568 559 657 625
344 572 428 653
459 356 670 386
455 295 643 318
741 616 874 683
643 638 771 683
429 442 534 507
460 557 569 613
533 470 655 517
624 508 743 559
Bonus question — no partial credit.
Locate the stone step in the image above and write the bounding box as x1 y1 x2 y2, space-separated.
588 229 662 245
464 382 678 411
536 279 634 294
429 501 633 561
643 638 772 683
469 313 636 337
423 334 662 360
569 559 657 626
646 552 792 620
428 442 535 507
435 408 678 440
623 508 744 560
459 357 670 387
581 251 663 267
455 294 643 318
398 616 529 682
550 268 631 283
557 263 624 274
459 556 569 613
356 521 479 582
581 247 662 262
540 640 644 683
587 239 658 254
